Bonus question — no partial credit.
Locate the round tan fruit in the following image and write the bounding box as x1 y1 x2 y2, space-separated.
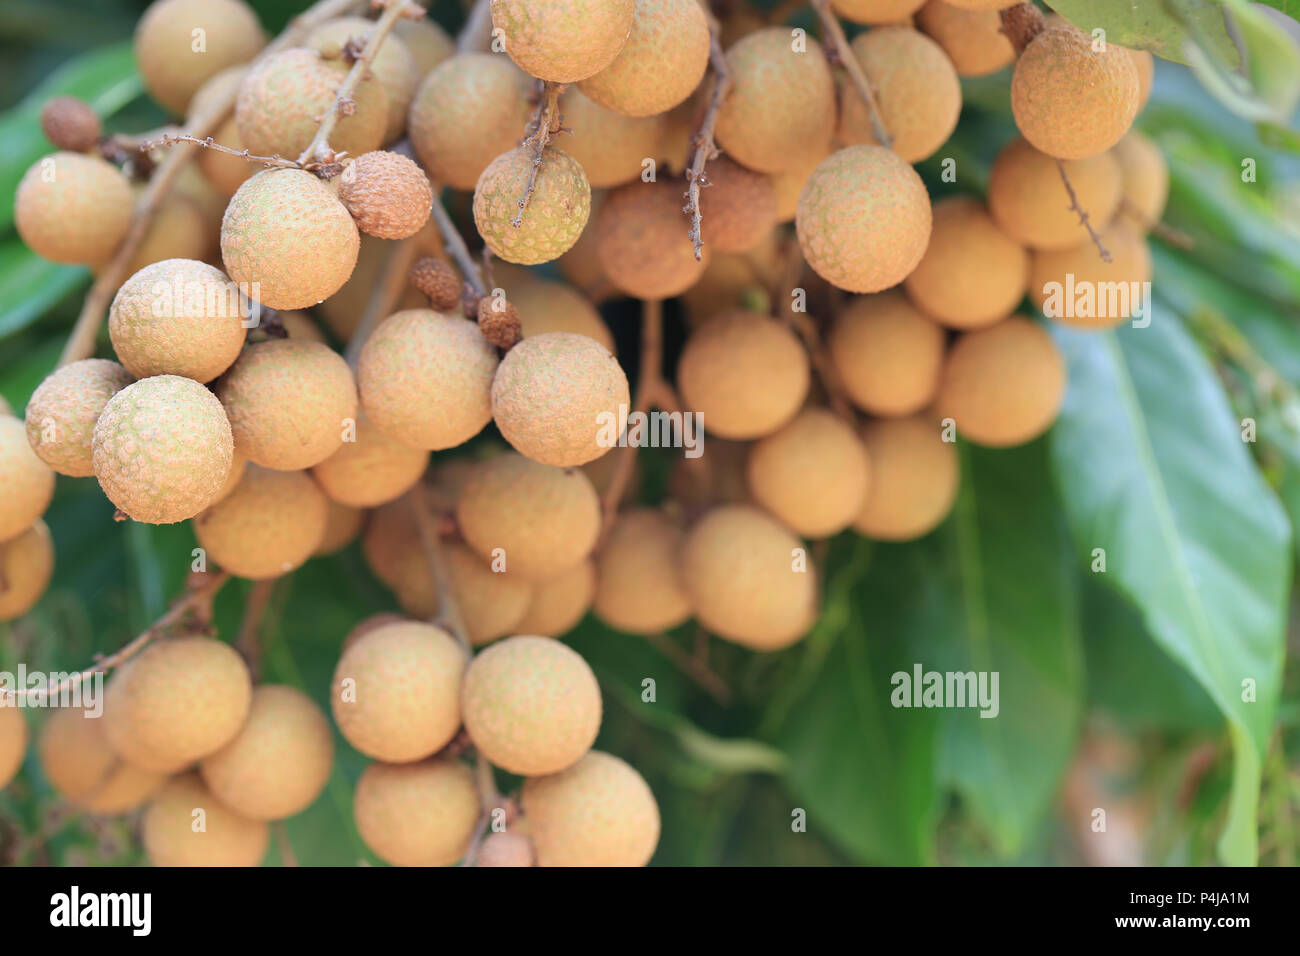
595 180 709 298
38 705 166 814
1028 222 1152 328
446 542 535 646
315 500 363 556
0 520 54 622
1112 131 1169 230
854 415 959 540
25 359 133 478
700 157 777 253
341 613 408 654
200 116 255 196
578 0 709 117
477 831 535 867
556 89 665 189
142 773 269 866
353 758 479 866
915 1 1014 76
510 278 614 352
193 465 328 579
111 192 209 279
831 0 926 23
394 17 455 76
15 152 133 264
593 509 692 635
491 0 635 82
214 447 247 504
311 413 428 508
1 414 54 543
988 137 1123 251
515 560 595 636
1129 49 1154 111
771 147 832 224
829 292 944 417
307 17 418 143
135 0 265 114
337 151 433 240
0 697 27 790
473 147 591 265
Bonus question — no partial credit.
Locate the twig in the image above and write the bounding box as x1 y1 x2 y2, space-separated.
460 751 502 867
235 578 276 680
275 822 300 866
1124 201 1195 249
345 235 421 366
143 133 306 171
684 17 730 261
511 82 563 228
810 0 892 149
429 197 487 297
1055 159 1112 263
408 487 469 652
457 0 494 53
643 632 732 704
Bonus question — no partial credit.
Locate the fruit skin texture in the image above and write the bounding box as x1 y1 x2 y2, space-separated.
92 375 233 525
902 196 1029 330
0 520 54 622
200 684 334 821
0 700 27 790
217 339 358 471
456 452 600 581
700 157 778 254
358 310 497 451
408 53 533 191
354 758 479 866
110 192 209 279
1011 22 1140 160
222 169 360 310
594 509 693 635
854 415 959 540
510 278 614 352
680 504 818 651
40 96 102 152
394 17 455 76
330 621 465 764
578 0 709 117
839 27 962 164
38 705 166 814
104 636 253 773
915 0 1014 76
988 137 1123 251
515 559 595 637
797 146 932 294
595 180 710 299
522 750 659 867
462 636 601 776
193 465 328 579
135 0 265 115
315 499 363 556
338 151 433 240
556 89 665 189
25 359 133 478
142 772 269 867
1029 222 1153 329
311 413 429 508
716 28 837 174
747 408 872 539
936 316 1067 447
15 152 133 264
307 17 418 143
477 831 535 867
491 332 631 468
829 292 944 417
109 258 248 383
473 147 591 265
446 543 534 646
491 0 635 82
1 414 55 542
678 311 810 440
1112 131 1169 230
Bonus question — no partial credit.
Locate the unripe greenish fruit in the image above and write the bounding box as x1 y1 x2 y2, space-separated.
797 145 932 294
0 520 54 622
337 151 433 240
315 499 363 556
491 0 635 82
522 751 659 866
92 375 233 525
216 339 358 471
109 258 247 383
838 27 961 164
142 772 269 867
988 137 1123 251
699 157 777 254
578 0 709 117
408 53 533 191
473 147 591 265
556 89 665 189
221 169 360 310
25 359 133 478
193 465 328 579
595 180 709 299
593 509 692 635
135 0 264 114
715 28 837 174
515 560 595 637
903 197 1029 330
1 414 55 541
15 152 133 264
330 621 465 763
354 758 479 866
1112 131 1169 231
477 831 535 867
311 413 428 508
200 684 334 820
829 292 944 417
854 415 959 540
358 310 498 451
936 317 1067 447
394 17 455 76
831 0 925 23
1028 223 1153 329
307 17 418 143
678 311 810 440
462 635 601 776
446 542 534 646
38 704 166 814
104 636 253 773
456 452 601 581
1011 22 1140 160
747 408 872 539
915 1 1014 76
680 504 818 651
0 704 25 790
492 332 631 467
508 278 614 352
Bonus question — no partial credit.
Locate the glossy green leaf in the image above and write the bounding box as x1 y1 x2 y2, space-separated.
1046 0 1239 67
1183 0 1300 124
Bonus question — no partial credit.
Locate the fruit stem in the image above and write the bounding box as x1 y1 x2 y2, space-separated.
998 2 1046 55
457 0 493 54
683 13 731 262
1054 159 1113 263
235 578 277 680
511 81 565 229
460 752 503 867
408 488 471 652
428 195 488 298
142 132 307 172
344 234 421 367
810 0 893 150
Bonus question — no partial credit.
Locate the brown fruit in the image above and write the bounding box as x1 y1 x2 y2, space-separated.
193 465 328 579
40 96 101 152
557 88 665 189
477 831 535 867
828 291 945 417
315 499 363 556
700 157 777 254
410 257 463 312
595 179 709 299
509 278 614 352
446 542 534 646
988 136 1123 251
1112 131 1169 230
831 0 926 23
854 415 960 540
307 17 419 143
338 151 433 240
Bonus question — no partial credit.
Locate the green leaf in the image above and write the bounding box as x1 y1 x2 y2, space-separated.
1184 0 1300 124
1049 313 1291 865
1046 0 1240 67
0 238 87 339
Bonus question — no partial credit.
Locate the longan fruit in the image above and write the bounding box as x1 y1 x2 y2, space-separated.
678 311 809 440
278 310 327 344
40 96 101 152
319 231 439 342
135 0 265 115
394 17 455 77
902 196 1029 329
1129 49 1155 111
987 137 1123 251
25 359 133 478
915 1 1014 77
797 145 931 294
680 233 779 324
680 504 818 651
1112 131 1169 230
39 704 166 815
213 447 247 505
358 310 497 451
578 0 710 117
0 520 54 622
446 542 535 646
193 465 328 579
491 332 631 468
1028 222 1152 329
829 292 944 417
595 180 709 299
508 278 614 352
103 636 252 773
311 413 429 508
935 316 1066 447
307 17 418 143
715 27 837 174
15 152 133 264
92 375 233 525
668 436 751 512
854 415 959 540
556 192 615 303
593 509 692 635
838 27 962 164
943 0 1017 7
110 191 210 279
1011 21 1140 160
522 750 659 867
556 89 666 189
771 147 832 224
315 500 364 556
491 0 635 82
514 559 596 637
0 704 25 790
337 151 433 240
1 409 55 542
473 147 591 265
462 636 601 776
832 0 926 23
341 613 408 654
700 157 778 254
142 773 268 867
353 758 479 866
200 117 254 197
477 831 535 867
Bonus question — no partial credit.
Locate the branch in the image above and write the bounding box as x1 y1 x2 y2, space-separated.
684 18 730 261
344 234 421 366
644 632 732 704
429 196 487 298
143 133 307 171
408 487 470 652
235 578 276 680
457 0 494 53
810 0 891 149
512 82 564 228
460 751 503 866
1055 159 1112 263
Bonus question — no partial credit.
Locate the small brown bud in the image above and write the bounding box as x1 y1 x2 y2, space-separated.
410 257 463 312
41 97 101 152
477 297 523 350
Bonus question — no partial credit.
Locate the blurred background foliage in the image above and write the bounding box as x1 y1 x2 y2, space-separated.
1 0 1299 867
